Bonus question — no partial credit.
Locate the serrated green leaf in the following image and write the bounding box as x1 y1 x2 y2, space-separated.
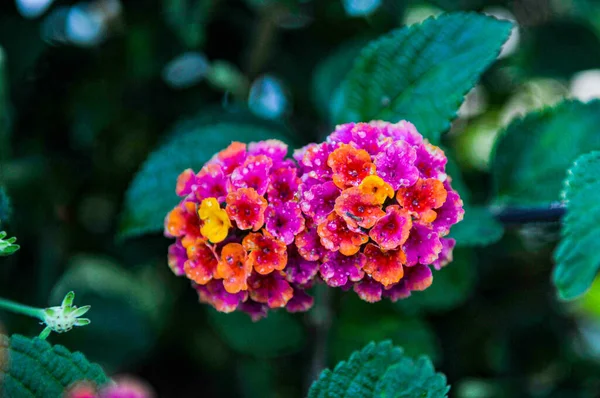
119 121 300 240
375 356 450 398
553 151 600 300
395 248 475 314
309 341 448 398
449 206 504 247
492 100 600 205
208 310 304 358
0 334 109 397
334 12 512 143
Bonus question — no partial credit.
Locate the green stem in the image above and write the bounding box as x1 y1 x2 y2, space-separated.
0 296 44 320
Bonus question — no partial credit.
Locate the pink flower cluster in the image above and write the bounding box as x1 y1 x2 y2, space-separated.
165 140 314 320
293 121 464 303
164 121 464 319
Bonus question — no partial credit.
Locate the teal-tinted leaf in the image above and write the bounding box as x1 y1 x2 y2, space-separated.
449 206 504 247
0 334 109 397
334 12 512 143
208 310 304 358
309 341 448 398
375 356 450 398
492 100 600 205
553 151 600 300
119 121 299 240
395 248 475 314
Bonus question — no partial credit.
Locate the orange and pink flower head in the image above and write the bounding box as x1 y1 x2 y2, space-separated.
165 121 464 319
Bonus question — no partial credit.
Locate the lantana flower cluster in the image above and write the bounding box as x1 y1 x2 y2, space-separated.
164 120 464 319
165 140 315 320
293 121 464 303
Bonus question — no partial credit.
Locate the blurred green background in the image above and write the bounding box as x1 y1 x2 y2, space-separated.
3 0 600 397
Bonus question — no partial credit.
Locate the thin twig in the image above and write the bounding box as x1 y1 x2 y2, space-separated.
491 203 566 224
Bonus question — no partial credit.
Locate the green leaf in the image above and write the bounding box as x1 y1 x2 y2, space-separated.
334 12 512 143
449 206 504 247
553 151 600 300
375 356 450 398
395 248 475 314
492 100 600 205
119 121 299 240
208 310 304 358
309 341 449 398
0 334 109 397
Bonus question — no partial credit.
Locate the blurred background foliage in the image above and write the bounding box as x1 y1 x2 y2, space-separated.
2 0 600 397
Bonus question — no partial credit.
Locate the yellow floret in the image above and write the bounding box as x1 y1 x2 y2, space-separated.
359 175 394 204
198 198 231 243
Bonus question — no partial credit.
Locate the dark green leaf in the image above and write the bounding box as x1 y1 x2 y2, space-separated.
309 341 448 398
492 100 600 205
119 121 299 240
553 151 600 300
395 248 475 314
335 12 512 142
0 334 109 397
375 356 450 398
450 206 504 247
208 310 304 358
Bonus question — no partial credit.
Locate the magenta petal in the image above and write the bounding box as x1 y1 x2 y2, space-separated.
376 120 423 147
295 225 327 261
415 143 447 179
229 155 273 195
295 142 336 181
265 202 305 245
432 184 465 235
369 206 412 250
382 280 412 301
285 247 319 285
195 164 227 202
354 277 383 303
329 122 380 155
374 140 419 190
432 238 455 270
267 167 300 204
300 181 341 224
286 288 314 312
239 300 268 321
403 223 443 266
320 252 365 287
404 264 433 291
248 139 288 166
168 240 187 276
194 280 247 313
